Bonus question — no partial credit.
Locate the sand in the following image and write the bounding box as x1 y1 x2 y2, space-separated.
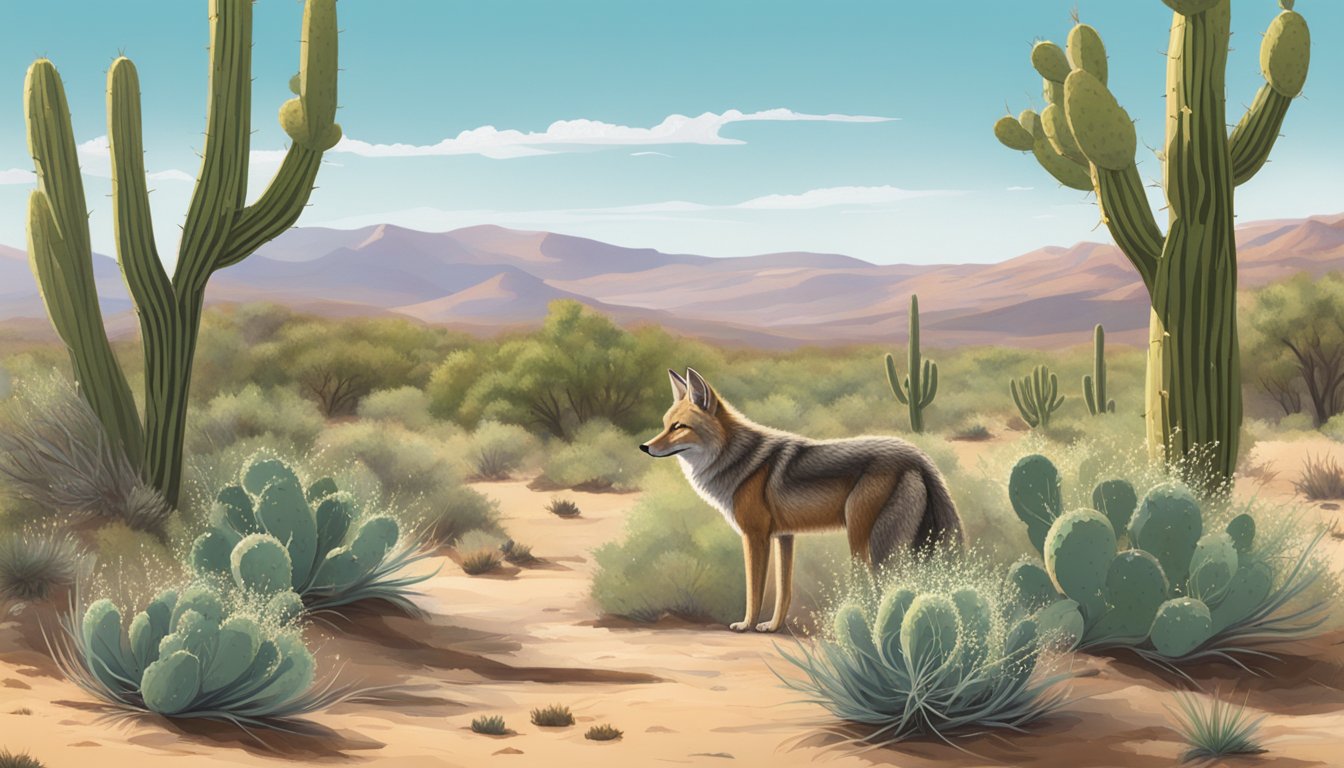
1 438 1343 767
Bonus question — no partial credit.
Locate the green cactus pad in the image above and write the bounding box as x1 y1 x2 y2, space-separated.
1044 509 1116 622
1088 549 1167 643
1149 597 1213 658
202 616 262 694
1161 0 1222 14
900 594 961 674
1007 560 1058 610
231 534 294 596
306 476 339 503
952 589 993 668
1188 531 1239 604
1225 514 1255 554
833 603 878 663
1003 617 1040 687
242 457 301 496
1034 599 1084 650
1209 559 1273 633
1261 10 1309 97
255 477 318 589
128 611 160 673
171 584 225 628
266 591 306 626
170 610 220 666
1066 24 1108 84
995 115 1035 153
1042 79 1064 108
216 485 258 534
314 492 355 561
349 515 400 576
82 599 132 691
1041 103 1084 164
872 588 915 667
1129 483 1203 590
310 548 359 591
1010 454 1064 553
1063 70 1136 171
141 649 202 715
1031 41 1072 83
1092 479 1138 536
190 530 235 578
255 633 317 710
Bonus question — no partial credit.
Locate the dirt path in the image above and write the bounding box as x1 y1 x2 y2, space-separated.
2 461 1343 767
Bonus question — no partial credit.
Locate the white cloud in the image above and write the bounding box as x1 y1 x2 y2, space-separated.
147 169 196 183
734 186 956 210
630 151 673 158
0 168 34 185
74 135 270 183
330 108 896 160
1006 185 1034 192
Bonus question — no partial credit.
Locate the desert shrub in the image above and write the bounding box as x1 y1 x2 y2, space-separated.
777 554 1070 744
537 420 643 491
1168 691 1265 761
0 750 44 768
1323 414 1344 443
455 529 505 575
530 704 574 727
421 485 501 547
742 394 807 433
591 463 744 623
190 457 433 615
1294 454 1344 500
951 423 992 442
357 386 434 431
1003 453 1330 668
0 377 171 535
500 539 533 564
52 583 354 728
546 498 581 519
471 715 508 735
1278 412 1315 434
468 421 537 480
585 724 623 741
188 385 324 457
0 529 83 602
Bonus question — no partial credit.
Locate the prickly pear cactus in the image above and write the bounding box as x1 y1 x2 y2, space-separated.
1044 509 1116 623
1092 479 1137 536
1010 454 1064 553
901 594 961 674
1149 597 1213 658
1006 560 1059 611
1129 483 1203 589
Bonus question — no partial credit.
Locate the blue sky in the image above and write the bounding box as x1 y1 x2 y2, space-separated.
0 1 1340 265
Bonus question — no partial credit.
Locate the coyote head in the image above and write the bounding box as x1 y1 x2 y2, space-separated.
640 368 726 462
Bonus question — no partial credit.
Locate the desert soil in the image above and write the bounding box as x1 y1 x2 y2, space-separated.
1 437 1343 767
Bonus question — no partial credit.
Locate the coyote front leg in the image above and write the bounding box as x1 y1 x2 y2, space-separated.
756 534 794 633
730 532 770 632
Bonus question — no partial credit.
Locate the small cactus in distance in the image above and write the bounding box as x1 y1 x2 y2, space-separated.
1083 324 1115 416
1010 365 1065 430
885 294 938 433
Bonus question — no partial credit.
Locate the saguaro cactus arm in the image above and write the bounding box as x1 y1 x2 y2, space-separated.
25 61 145 459
1228 4 1309 185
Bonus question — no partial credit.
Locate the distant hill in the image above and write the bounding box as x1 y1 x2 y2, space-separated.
2 212 1342 349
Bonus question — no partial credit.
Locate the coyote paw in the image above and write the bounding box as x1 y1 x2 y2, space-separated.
728 621 752 632
755 622 781 633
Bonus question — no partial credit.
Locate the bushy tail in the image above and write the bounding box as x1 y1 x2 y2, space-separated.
869 467 964 566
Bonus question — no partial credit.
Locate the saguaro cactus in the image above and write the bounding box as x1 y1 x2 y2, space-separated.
25 0 342 506
993 1 1309 481
1011 365 1065 430
1083 324 1115 416
884 294 938 433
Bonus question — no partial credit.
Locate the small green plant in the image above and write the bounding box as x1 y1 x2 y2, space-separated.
585 723 623 741
500 539 534 564
1294 454 1344 500
1010 365 1065 430
951 424 992 442
459 548 503 575
1005 453 1330 667
470 715 509 735
777 567 1069 744
52 584 355 728
547 498 582 519
1168 691 1265 762
884 294 938 433
531 703 575 727
0 750 44 768
190 456 433 615
1083 324 1115 416
0 531 83 602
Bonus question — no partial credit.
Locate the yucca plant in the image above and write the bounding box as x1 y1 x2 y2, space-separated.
1294 454 1344 500
777 574 1071 745
1168 691 1265 762
470 715 508 735
48 583 359 732
531 704 574 727
0 750 44 768
585 723 623 741
0 531 83 603
190 456 435 615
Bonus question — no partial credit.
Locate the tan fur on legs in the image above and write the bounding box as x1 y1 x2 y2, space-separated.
757 534 794 633
843 473 899 566
731 533 770 632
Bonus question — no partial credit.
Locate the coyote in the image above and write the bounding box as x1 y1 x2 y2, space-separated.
640 368 963 632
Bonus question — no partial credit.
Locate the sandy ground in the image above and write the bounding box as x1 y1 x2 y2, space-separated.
1 437 1343 767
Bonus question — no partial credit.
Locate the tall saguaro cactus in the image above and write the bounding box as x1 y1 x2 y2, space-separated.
885 294 938 433
1083 324 1115 416
25 0 342 507
993 1 1309 480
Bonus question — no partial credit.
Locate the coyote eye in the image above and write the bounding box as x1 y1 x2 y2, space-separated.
670 422 685 431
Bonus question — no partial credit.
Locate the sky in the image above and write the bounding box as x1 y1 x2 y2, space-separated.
0 1 1340 266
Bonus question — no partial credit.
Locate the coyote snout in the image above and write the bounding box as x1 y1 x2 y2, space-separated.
641 367 963 633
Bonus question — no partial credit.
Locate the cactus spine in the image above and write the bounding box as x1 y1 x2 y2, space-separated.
1010 365 1065 430
993 1 1310 481
885 294 938 433
24 0 342 507
1083 325 1115 416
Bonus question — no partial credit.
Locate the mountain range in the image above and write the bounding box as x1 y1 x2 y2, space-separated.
2 212 1342 349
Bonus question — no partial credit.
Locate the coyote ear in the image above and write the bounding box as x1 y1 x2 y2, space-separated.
686 367 717 414
668 369 689 402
